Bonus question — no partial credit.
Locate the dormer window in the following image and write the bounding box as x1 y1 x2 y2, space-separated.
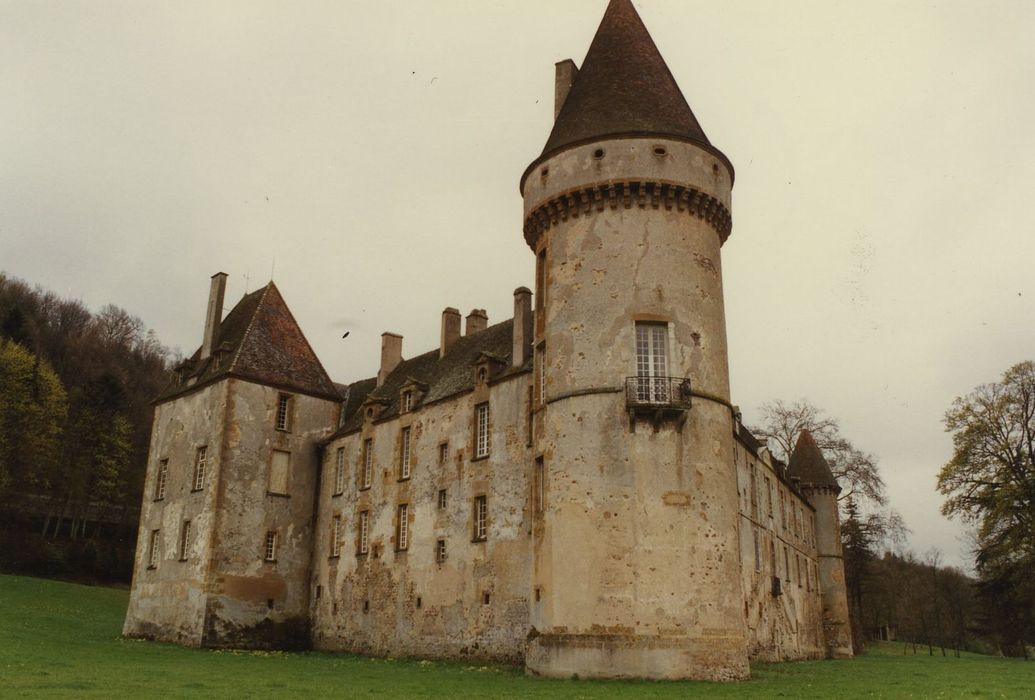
477 367 488 384
401 391 413 413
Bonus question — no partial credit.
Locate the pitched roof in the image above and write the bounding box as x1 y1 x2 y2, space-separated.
540 0 712 160
157 282 341 403
333 318 528 437
787 429 840 490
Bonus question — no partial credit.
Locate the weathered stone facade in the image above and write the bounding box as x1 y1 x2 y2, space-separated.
124 0 852 681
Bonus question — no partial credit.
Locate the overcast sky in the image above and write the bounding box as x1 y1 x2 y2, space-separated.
3 0 1034 569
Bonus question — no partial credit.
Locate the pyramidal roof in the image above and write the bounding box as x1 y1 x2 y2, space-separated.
158 282 340 403
540 0 712 159
787 429 840 490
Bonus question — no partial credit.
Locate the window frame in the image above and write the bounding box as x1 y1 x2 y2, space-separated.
396 503 409 552
361 439 373 490
399 427 411 481
333 447 346 496
275 393 292 432
178 520 191 561
633 322 670 403
358 510 370 555
474 403 490 460
330 515 342 558
154 459 168 501
264 531 278 562
268 449 291 496
191 446 208 492
473 495 488 542
147 529 161 569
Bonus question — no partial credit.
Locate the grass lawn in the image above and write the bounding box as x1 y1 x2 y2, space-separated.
1 574 1032 698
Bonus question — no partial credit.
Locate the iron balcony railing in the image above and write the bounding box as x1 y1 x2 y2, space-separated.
625 376 693 410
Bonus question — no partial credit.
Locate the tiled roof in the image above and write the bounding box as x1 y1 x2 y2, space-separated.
787 429 840 490
157 282 341 403
539 0 712 160
333 318 528 437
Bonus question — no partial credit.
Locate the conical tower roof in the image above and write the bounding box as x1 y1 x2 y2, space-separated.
540 0 712 158
787 429 840 490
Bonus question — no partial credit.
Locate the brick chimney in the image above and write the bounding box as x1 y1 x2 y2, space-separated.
465 309 488 336
378 332 403 387
440 308 461 358
512 288 532 366
200 272 228 360
555 59 579 120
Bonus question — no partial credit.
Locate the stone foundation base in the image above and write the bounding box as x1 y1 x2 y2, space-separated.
525 633 750 681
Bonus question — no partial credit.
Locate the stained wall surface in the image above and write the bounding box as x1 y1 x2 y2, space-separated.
311 370 534 662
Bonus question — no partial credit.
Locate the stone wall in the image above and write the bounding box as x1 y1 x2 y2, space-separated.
734 440 824 661
311 370 534 662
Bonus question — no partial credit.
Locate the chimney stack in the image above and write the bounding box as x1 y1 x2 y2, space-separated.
200 272 228 360
554 59 579 120
440 308 461 358
378 332 403 387
465 309 488 336
512 288 532 366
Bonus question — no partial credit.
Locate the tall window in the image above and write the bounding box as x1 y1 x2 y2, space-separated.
438 442 448 466
192 446 207 491
396 504 409 551
436 539 447 563
536 249 546 310
361 439 373 489
438 489 447 509
401 391 413 413
264 531 277 562
276 394 292 431
784 546 791 583
765 476 773 517
473 495 488 541
634 322 669 402
178 520 191 561
334 447 346 495
148 529 161 568
474 403 490 459
269 450 290 495
749 466 758 519
753 528 761 571
536 346 546 405
534 457 545 514
358 511 370 554
154 459 168 500
399 428 411 480
331 515 342 558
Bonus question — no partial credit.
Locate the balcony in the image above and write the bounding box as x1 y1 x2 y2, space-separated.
625 376 692 429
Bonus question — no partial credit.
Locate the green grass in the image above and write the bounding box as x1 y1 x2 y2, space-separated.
1 574 1032 698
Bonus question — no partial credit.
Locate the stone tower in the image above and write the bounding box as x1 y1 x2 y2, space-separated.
123 276 341 648
521 0 749 680
788 429 854 658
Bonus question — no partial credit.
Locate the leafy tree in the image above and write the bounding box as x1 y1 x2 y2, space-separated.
938 360 1035 656
0 340 67 495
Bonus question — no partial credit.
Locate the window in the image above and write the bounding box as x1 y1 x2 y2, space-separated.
806 561 812 592
474 403 490 459
634 322 669 402
331 515 342 558
784 546 790 583
436 539 447 562
333 447 346 495
401 391 413 413
399 427 411 480
534 456 545 514
797 555 802 587
264 531 277 562
526 386 534 444
765 476 773 517
753 528 761 571
269 450 290 495
769 537 777 571
192 446 207 491
178 520 191 561
473 495 487 541
358 511 370 554
154 459 168 500
437 489 447 509
361 439 373 489
780 489 787 531
438 442 448 465
749 466 758 519
276 394 292 431
798 505 804 540
536 346 546 405
396 504 409 551
148 529 160 568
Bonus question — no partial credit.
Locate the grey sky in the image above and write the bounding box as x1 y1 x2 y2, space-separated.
3 0 1033 569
